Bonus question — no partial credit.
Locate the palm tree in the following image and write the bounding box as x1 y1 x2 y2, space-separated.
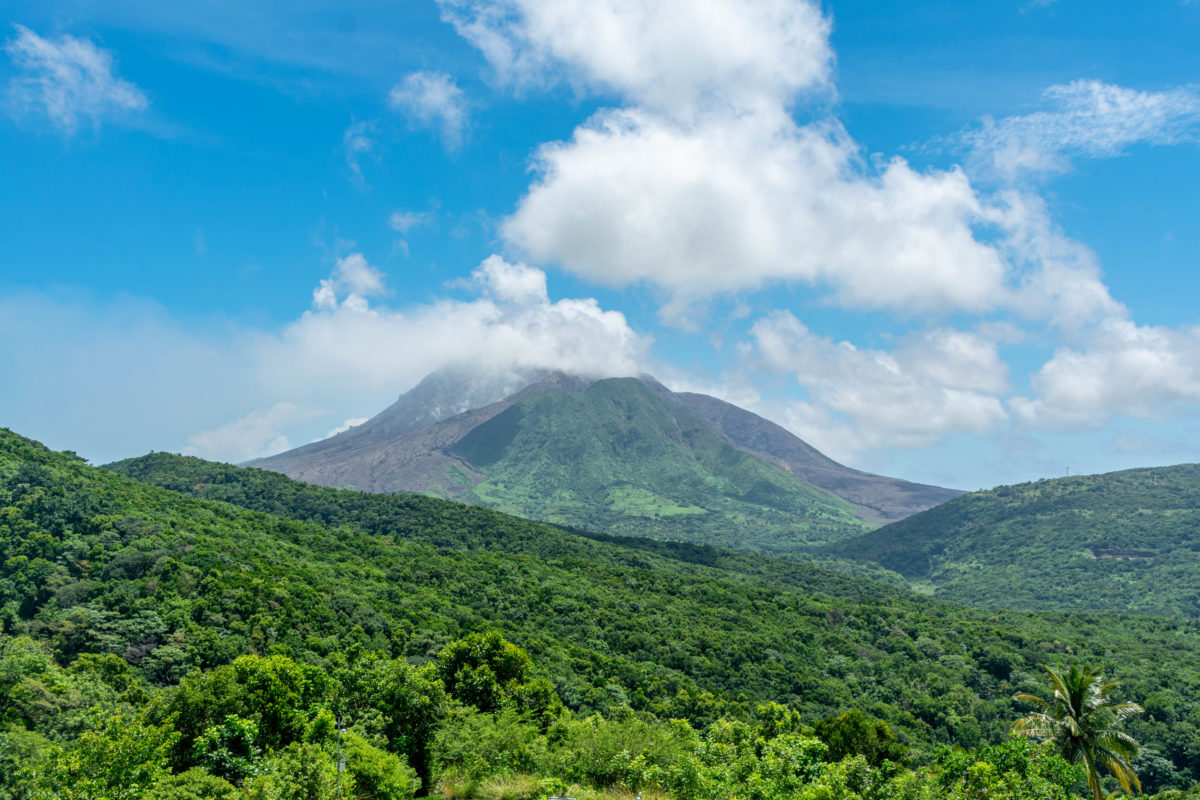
1012 663 1143 799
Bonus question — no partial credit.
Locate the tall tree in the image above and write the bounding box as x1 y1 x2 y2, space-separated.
1012 663 1143 799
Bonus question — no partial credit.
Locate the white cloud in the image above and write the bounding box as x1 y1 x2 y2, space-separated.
389 70 468 150
267 255 645 403
987 190 1124 331
343 120 376 186
438 0 832 117
0 257 648 464
0 291 254 461
958 80 1200 180
441 0 1200 466
4 24 148 134
388 209 434 234
312 253 387 311
1012 318 1200 428
323 417 368 440
473 254 547 304
982 190 1200 434
895 328 1011 395
185 402 316 462
504 108 1008 319
449 1 1195 346
748 311 1009 455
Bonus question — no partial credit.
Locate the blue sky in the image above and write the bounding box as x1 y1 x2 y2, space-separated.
2 0 1199 491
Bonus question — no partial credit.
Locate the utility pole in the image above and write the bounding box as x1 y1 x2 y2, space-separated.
336 712 345 799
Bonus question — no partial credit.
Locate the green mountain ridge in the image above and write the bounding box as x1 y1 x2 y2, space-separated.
826 464 1200 617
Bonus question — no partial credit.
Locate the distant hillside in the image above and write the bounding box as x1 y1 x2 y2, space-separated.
825 464 1200 617
247 371 960 553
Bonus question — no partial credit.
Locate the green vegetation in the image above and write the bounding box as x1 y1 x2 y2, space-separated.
106 449 904 598
2 427 1200 797
447 379 874 552
1013 664 1144 800
825 465 1200 617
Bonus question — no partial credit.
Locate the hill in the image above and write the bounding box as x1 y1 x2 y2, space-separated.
825 464 1200 617
105 450 904 599
247 372 960 553
102 442 1200 782
1 428 1198 793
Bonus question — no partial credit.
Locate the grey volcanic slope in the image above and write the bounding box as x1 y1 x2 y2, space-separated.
246 372 591 495
256 367 554 466
250 370 960 523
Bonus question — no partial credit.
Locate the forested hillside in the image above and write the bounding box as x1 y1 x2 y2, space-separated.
4 428 1200 797
443 379 872 549
826 465 1200 617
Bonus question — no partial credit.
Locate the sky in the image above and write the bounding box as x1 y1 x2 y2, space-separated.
1 0 1199 491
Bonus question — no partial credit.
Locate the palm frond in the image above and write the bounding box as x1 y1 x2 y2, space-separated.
1019 663 1143 800
1013 691 1047 708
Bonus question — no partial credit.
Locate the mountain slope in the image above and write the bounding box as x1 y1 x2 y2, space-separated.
249 371 960 552
444 378 872 550
105 450 901 600
249 370 590 487
825 464 1200 617
667 389 961 522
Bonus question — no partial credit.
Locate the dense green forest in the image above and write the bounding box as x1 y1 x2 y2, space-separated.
825 465 1200 617
4 429 1200 797
107 450 908 590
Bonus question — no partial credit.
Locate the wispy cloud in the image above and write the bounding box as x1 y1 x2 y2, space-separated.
312 253 387 311
956 79 1200 180
388 209 435 234
0 255 649 463
4 23 148 135
342 120 376 187
388 209 436 257
389 70 468 150
322 417 368 440
185 401 317 463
